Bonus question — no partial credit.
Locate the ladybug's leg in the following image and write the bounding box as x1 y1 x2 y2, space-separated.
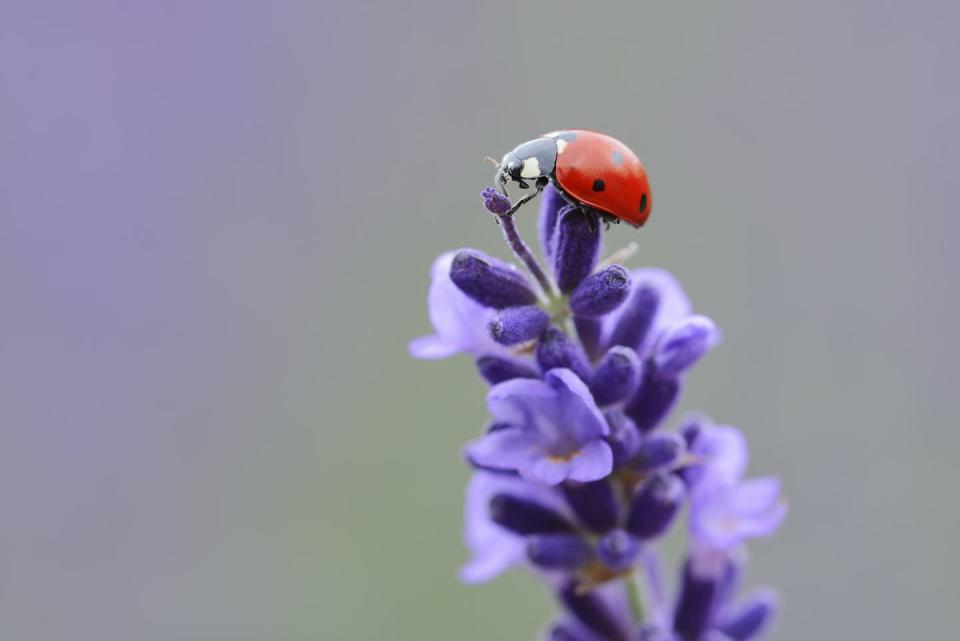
501 182 544 217
579 205 599 232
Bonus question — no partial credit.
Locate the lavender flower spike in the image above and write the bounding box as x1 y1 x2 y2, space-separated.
415 174 786 641
465 369 613 485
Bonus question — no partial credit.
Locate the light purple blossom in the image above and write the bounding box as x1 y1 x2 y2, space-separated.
686 420 787 550
461 471 572 583
465 369 613 485
408 251 509 359
690 477 787 551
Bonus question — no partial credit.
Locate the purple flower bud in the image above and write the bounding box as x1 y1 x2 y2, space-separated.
526 534 592 570
625 473 685 540
537 326 593 382
681 416 705 448
632 432 685 472
539 184 566 259
450 249 538 309
553 206 601 293
562 480 618 533
608 283 659 352
489 305 550 345
559 581 629 641
673 559 723 641
604 410 642 466
569 265 632 317
476 355 540 385
596 529 640 572
717 589 778 641
653 315 720 377
481 187 512 215
546 623 586 641
623 366 681 433
574 316 603 360
589 346 641 407
489 493 575 535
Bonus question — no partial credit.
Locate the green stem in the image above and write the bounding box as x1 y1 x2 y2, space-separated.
626 570 645 624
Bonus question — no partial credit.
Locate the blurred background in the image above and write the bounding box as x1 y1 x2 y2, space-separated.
2 1 958 639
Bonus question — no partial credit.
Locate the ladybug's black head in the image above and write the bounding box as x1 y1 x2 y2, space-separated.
496 152 525 190
496 137 558 192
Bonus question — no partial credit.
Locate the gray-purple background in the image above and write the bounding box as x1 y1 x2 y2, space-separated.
2 2 957 640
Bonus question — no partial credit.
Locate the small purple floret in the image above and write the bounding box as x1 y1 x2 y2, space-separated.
481 186 512 215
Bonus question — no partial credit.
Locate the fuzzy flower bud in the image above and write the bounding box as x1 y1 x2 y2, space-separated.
537 326 593 382
489 494 575 535
589 346 641 406
654 315 720 377
489 305 550 345
632 432 685 472
626 473 685 540
559 581 629 641
450 249 538 309
624 365 681 433
526 534 592 570
569 264 632 317
475 355 539 385
553 206 601 293
562 480 618 534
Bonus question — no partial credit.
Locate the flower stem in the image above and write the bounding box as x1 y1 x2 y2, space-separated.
641 547 667 627
497 213 556 301
627 570 646 625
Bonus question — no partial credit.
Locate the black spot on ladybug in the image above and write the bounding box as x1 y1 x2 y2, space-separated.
611 150 624 165
592 179 605 192
639 193 648 213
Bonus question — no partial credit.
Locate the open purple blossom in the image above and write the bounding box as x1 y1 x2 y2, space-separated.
685 419 787 551
408 251 509 359
412 182 786 641
465 369 613 484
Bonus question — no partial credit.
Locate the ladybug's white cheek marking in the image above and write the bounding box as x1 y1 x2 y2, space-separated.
556 139 568 154
520 157 540 178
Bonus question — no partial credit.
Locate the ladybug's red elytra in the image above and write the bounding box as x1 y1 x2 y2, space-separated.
495 130 651 227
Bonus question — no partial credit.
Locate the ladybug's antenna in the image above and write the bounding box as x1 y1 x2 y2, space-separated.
484 156 500 168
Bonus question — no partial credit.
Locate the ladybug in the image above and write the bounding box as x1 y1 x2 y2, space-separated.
495 130 651 227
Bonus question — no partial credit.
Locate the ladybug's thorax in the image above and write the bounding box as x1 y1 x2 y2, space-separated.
497 137 558 187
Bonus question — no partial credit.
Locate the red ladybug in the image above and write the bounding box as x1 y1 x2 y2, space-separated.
495 130 651 227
